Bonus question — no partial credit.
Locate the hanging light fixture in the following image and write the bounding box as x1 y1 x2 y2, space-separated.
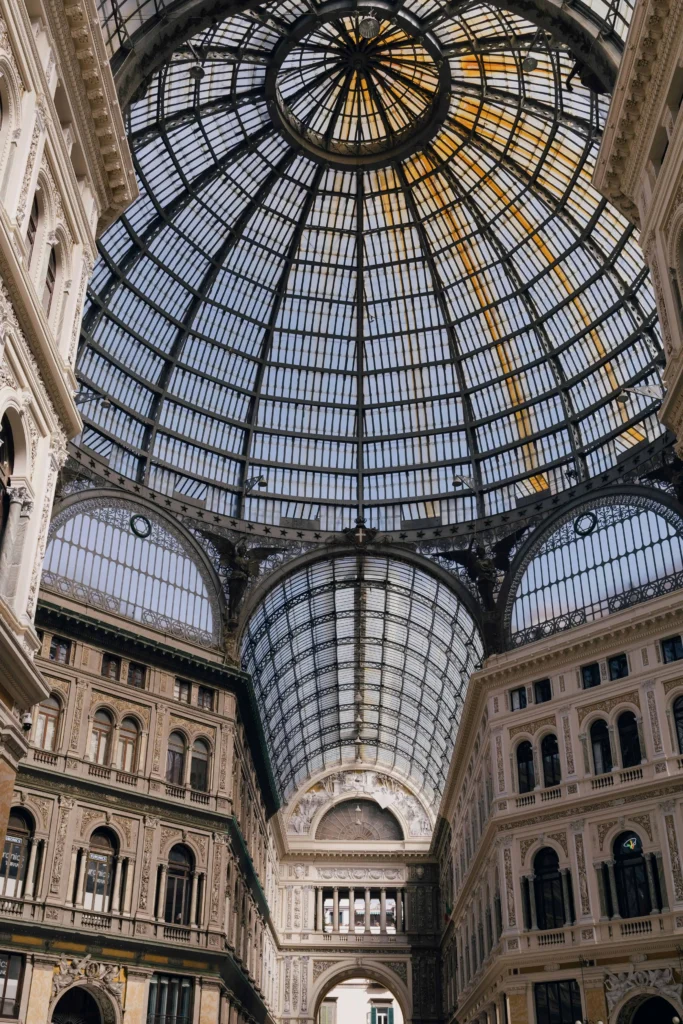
359 12 380 38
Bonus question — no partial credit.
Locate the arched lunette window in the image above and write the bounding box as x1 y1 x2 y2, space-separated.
541 734 561 788
84 828 117 913
0 810 33 898
89 710 112 766
590 720 612 775
533 848 567 930
612 831 652 919
166 732 186 786
617 711 642 768
117 717 139 773
517 741 535 794
190 739 209 792
165 845 193 925
0 414 14 545
34 695 61 752
674 696 683 753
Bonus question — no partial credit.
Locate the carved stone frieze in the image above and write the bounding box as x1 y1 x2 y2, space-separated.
508 714 556 740
577 690 641 725
287 769 431 837
605 967 682 1012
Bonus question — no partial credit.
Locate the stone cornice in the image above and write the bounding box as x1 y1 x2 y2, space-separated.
594 0 678 222
41 0 137 233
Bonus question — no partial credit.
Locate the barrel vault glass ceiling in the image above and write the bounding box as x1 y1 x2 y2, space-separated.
77 0 664 535
241 555 483 806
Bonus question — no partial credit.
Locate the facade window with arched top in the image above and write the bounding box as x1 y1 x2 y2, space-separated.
590 720 612 775
165 846 193 925
532 848 568 930
84 828 117 913
42 245 57 316
190 740 209 792
117 717 139 773
541 735 561 788
611 831 653 918
34 696 61 752
166 733 186 786
90 710 112 765
0 811 33 898
674 696 683 753
517 741 535 793
617 711 642 768
26 196 38 267
0 415 13 545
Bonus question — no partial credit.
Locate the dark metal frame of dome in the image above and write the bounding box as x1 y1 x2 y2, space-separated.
101 0 624 111
264 3 452 168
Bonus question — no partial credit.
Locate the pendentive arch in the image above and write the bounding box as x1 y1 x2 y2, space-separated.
499 485 683 648
237 544 485 645
311 962 412 1024
44 488 225 648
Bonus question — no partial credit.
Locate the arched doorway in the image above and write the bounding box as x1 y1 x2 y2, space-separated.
616 993 681 1023
318 977 404 1024
51 987 103 1024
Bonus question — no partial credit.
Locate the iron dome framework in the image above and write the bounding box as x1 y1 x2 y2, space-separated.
77 0 664 537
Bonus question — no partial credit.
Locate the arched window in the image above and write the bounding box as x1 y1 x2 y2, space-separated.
516 741 535 793
0 414 14 543
26 195 38 267
613 831 651 918
84 828 117 913
590 720 612 775
0 810 33 898
42 245 57 316
165 845 193 925
190 739 209 792
618 711 642 768
674 696 683 753
34 695 61 751
541 734 561 788
166 732 186 786
533 847 566 930
117 717 139 773
89 710 112 765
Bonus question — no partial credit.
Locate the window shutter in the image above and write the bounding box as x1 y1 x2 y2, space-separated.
371 1008 377 1024
388 1008 394 1024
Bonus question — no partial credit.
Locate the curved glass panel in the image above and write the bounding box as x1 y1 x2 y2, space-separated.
42 497 220 647
241 555 483 805
80 0 663 532
508 498 683 647
96 0 637 65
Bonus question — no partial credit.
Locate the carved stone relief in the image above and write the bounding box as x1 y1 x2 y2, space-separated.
287 770 431 837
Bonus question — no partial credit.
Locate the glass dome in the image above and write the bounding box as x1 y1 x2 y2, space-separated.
78 0 663 533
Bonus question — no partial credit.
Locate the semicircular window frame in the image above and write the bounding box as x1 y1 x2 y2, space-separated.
505 493 683 648
315 798 404 841
42 495 222 648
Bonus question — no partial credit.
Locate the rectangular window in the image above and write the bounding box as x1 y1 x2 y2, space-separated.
534 980 582 1024
0 952 23 1017
608 653 629 680
197 686 213 710
534 679 552 704
101 653 121 681
147 974 193 1024
49 636 71 665
662 636 683 663
320 1003 337 1024
510 687 527 711
174 680 191 703
128 663 147 689
581 663 601 689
